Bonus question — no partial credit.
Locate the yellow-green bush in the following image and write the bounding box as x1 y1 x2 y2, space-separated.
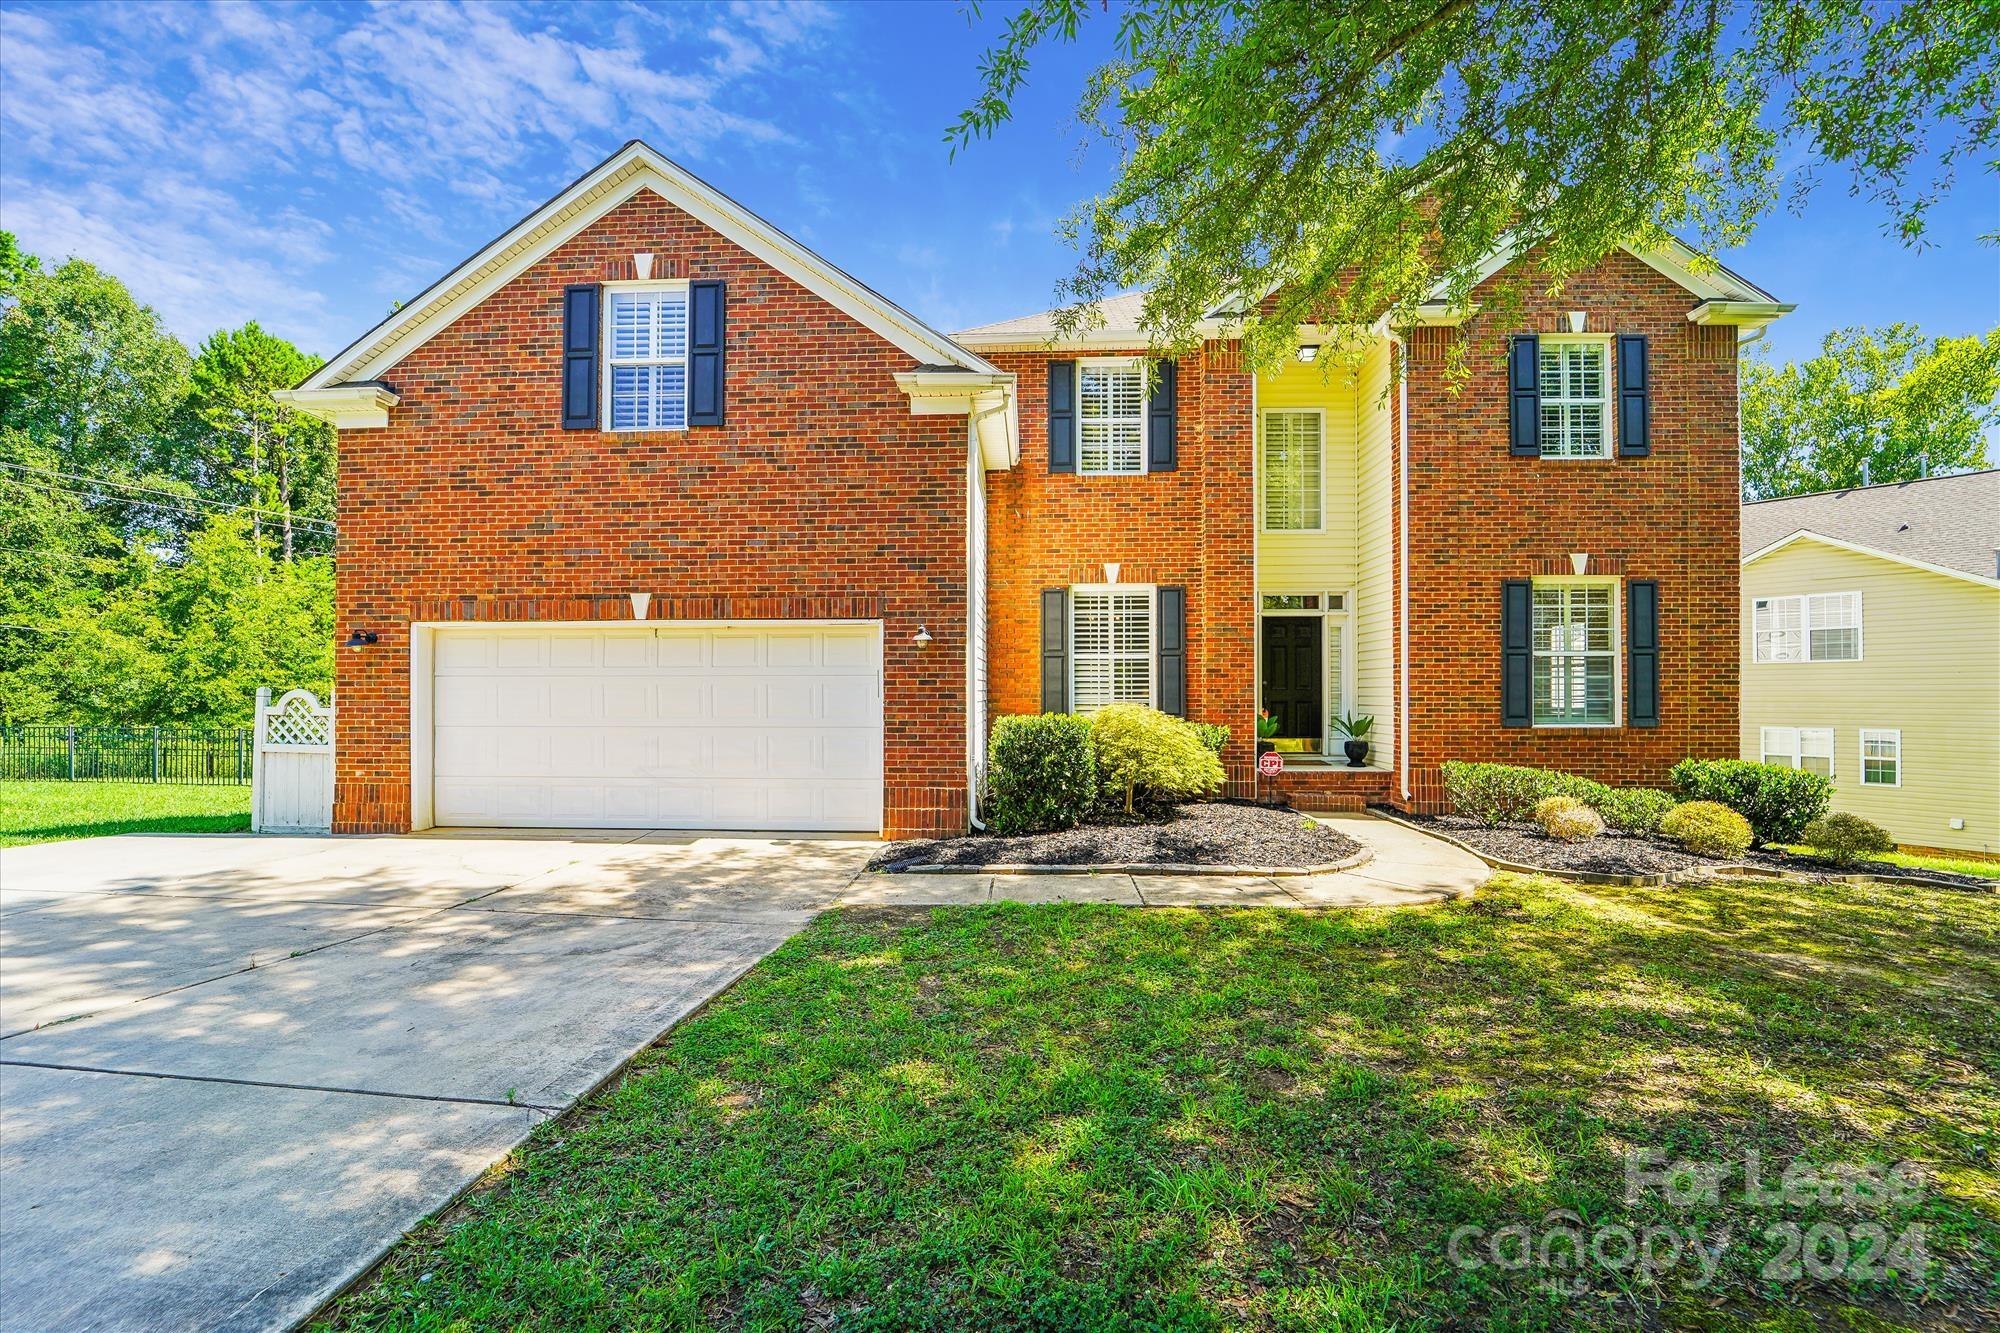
1532 795 1606 842
1660 800 1753 858
1089 704 1226 814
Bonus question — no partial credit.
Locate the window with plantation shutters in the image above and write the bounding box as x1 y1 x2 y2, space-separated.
1070 587 1154 711
1077 360 1147 475
1262 410 1323 530
1752 592 1861 662
1538 338 1612 458
607 286 689 431
1531 579 1618 726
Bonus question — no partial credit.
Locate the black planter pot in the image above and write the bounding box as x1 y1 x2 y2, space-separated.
1342 739 1371 768
1257 739 1276 756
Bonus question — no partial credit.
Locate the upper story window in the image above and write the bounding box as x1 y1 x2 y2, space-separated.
1532 578 1617 725
1262 410 1324 531
1077 360 1146 475
607 285 688 431
1070 586 1154 711
1760 726 1834 778
1752 592 1861 662
1539 337 1611 459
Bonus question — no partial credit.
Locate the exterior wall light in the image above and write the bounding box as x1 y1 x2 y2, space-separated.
1296 343 1321 363
344 630 380 651
912 625 933 648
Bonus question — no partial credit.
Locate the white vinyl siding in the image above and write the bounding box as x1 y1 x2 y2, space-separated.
1070 587 1153 711
1077 360 1146 475
1538 338 1611 459
1753 592 1861 662
1760 726 1834 777
1860 729 1902 786
606 286 688 431
1261 410 1323 531
1532 579 1617 726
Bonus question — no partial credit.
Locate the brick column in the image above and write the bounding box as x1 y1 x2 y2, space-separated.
1194 340 1258 784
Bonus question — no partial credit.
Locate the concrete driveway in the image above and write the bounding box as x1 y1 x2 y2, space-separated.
0 829 876 1332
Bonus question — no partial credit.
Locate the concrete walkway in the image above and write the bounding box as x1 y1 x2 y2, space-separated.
0 813 1480 1331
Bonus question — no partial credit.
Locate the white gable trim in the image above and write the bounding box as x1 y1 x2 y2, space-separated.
300 141 996 391
1742 529 2000 590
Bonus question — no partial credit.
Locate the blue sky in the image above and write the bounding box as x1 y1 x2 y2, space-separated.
1 0 1994 368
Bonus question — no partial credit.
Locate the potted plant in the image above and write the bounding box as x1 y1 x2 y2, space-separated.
1255 709 1281 755
1332 713 1374 767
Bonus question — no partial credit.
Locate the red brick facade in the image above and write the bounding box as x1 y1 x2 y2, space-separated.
333 189 968 836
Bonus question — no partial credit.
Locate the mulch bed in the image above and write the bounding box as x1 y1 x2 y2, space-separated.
1391 810 1995 889
871 800 1362 872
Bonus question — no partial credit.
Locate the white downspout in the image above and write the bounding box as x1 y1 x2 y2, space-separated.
1392 333 1412 804
965 399 1009 831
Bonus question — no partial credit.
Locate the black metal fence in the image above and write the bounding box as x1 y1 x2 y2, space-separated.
0 725 255 785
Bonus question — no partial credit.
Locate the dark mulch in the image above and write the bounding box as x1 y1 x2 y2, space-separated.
1393 810 1996 888
871 800 1362 871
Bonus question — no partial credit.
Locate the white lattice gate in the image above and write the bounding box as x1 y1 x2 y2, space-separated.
252 687 334 833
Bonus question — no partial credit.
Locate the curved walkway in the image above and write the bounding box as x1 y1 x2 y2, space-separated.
837 812 1491 909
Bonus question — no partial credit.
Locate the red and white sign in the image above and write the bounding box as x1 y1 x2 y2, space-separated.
1257 750 1284 777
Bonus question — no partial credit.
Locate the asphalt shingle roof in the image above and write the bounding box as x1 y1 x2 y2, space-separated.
954 292 1151 341
1741 469 2000 581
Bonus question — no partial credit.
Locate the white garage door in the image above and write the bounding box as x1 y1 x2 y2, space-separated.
431 624 883 831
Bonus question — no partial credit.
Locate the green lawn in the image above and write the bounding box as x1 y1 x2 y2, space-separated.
1851 849 2000 881
0 781 251 846
321 875 1998 1331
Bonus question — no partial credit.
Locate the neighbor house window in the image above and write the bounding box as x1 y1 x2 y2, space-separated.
1532 579 1617 725
1539 338 1612 459
607 286 688 431
1077 360 1146 475
1070 587 1153 711
1752 592 1861 662
1760 726 1834 778
1860 729 1902 786
1262 410 1324 530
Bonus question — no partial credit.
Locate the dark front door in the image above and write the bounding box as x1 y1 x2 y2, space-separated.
1260 616 1322 747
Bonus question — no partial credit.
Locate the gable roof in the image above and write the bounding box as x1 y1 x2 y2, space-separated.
1742 469 2000 586
298 140 997 391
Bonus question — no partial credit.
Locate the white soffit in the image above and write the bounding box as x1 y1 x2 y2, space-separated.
299 140 997 391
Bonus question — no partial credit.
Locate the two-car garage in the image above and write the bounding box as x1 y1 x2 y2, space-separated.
419 623 884 832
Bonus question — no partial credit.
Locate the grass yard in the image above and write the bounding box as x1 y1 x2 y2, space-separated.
1858 850 2000 882
0 781 251 846
322 874 1998 1332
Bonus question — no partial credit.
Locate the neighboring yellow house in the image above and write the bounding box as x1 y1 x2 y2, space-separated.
1741 470 2000 855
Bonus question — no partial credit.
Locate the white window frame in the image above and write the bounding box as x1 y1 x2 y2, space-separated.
1537 335 1615 460
1075 358 1148 477
1255 589 1354 756
1530 575 1621 728
1859 728 1902 787
603 280 690 433
1260 407 1326 532
1759 726 1835 778
1752 592 1863 663
1069 584 1155 712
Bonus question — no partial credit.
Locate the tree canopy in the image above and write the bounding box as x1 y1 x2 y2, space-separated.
1741 324 1998 499
954 0 2000 369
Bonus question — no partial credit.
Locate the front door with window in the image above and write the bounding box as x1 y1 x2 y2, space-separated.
1261 616 1322 750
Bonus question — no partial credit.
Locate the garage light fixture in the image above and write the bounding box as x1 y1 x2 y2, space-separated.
912 625 933 648
344 630 379 651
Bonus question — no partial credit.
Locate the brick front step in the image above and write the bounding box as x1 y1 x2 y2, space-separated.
1225 762 1397 811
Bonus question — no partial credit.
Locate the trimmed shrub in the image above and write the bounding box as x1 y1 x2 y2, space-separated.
1660 800 1753 858
1439 761 1550 825
984 713 1097 835
1671 758 1833 846
1599 787 1678 835
1533 796 1606 842
1191 722 1230 755
1544 771 1616 811
1090 704 1226 814
1800 812 1895 866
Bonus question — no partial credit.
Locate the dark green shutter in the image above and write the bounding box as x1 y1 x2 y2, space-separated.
1627 579 1659 728
688 280 726 426
1156 586 1186 716
561 283 600 430
1048 361 1076 473
1146 360 1178 471
1040 588 1068 712
1508 335 1540 456
1617 333 1650 456
1502 579 1533 726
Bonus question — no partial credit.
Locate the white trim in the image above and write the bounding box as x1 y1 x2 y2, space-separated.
1254 589 1353 756
601 279 690 434
1259 406 1328 532
1749 590 1863 663
1742 529 2000 591
1529 574 1623 728
1758 724 1835 778
1535 334 1616 459
1687 299 1796 331
1068 583 1156 712
896 371 1019 471
1859 728 1903 788
299 140 998 392
1074 357 1148 476
271 383 400 429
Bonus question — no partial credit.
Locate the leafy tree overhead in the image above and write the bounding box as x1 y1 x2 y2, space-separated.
954 1 2000 369
1741 325 1998 498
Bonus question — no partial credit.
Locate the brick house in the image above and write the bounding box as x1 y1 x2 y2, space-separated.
281 140 1789 837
